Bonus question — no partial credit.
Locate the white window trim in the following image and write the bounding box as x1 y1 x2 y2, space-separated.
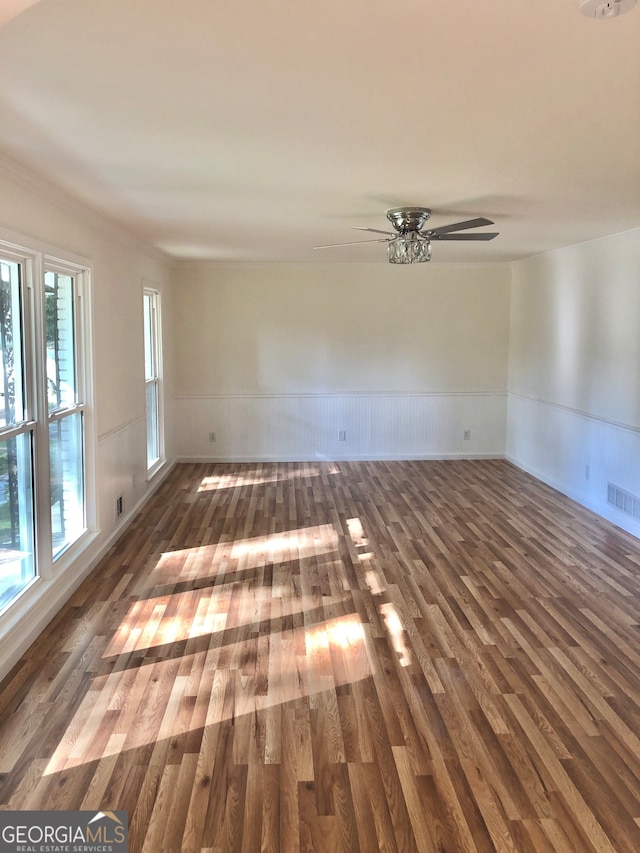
143 284 164 479
0 231 95 597
44 257 95 564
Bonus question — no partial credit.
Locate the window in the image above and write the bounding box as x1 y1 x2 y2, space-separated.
0 242 91 615
0 256 35 611
45 267 86 557
143 288 163 474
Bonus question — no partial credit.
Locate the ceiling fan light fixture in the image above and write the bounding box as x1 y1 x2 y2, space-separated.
388 234 432 264
314 206 497 260
580 0 637 17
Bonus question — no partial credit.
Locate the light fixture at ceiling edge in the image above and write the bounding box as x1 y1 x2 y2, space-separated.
580 0 636 17
387 233 432 264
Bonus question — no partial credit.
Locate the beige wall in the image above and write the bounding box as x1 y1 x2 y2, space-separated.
509 231 640 428
172 261 511 396
0 163 173 439
507 228 640 539
0 159 175 680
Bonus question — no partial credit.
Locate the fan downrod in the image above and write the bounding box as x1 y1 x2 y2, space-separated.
386 207 432 233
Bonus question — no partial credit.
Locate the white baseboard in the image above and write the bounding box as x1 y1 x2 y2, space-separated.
0 459 176 684
506 395 640 541
176 452 505 464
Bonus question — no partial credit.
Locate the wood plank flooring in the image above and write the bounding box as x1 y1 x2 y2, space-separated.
2 459 640 852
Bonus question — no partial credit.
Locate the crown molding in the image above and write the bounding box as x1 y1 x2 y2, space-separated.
0 0 40 28
0 152 169 262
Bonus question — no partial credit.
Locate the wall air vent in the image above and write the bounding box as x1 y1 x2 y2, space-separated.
607 483 640 520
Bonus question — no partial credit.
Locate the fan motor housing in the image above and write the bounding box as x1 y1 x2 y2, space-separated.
386 207 431 233
580 0 636 16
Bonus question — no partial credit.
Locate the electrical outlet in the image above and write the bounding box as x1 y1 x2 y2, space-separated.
338 430 346 442
116 495 124 518
463 430 471 441
585 464 590 481
209 432 216 443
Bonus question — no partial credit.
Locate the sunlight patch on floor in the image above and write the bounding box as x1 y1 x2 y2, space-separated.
45 612 371 775
197 465 322 492
230 524 338 559
379 602 412 667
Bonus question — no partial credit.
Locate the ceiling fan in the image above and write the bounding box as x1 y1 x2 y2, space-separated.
314 207 499 264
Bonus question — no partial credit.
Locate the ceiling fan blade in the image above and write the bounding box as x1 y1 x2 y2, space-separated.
427 217 495 236
430 232 499 241
314 238 391 249
352 227 396 236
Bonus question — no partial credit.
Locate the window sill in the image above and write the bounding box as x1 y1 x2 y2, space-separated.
146 457 168 482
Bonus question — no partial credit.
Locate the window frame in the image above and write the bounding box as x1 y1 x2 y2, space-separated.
0 232 95 616
44 258 91 561
143 285 164 478
0 246 38 604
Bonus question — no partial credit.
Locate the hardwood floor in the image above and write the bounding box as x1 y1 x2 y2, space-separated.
2 459 640 852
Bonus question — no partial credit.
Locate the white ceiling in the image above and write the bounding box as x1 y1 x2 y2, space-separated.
1 0 639 263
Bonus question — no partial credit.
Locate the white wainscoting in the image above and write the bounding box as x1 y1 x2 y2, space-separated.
0 415 174 683
97 415 149 532
175 392 507 462
507 394 640 539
